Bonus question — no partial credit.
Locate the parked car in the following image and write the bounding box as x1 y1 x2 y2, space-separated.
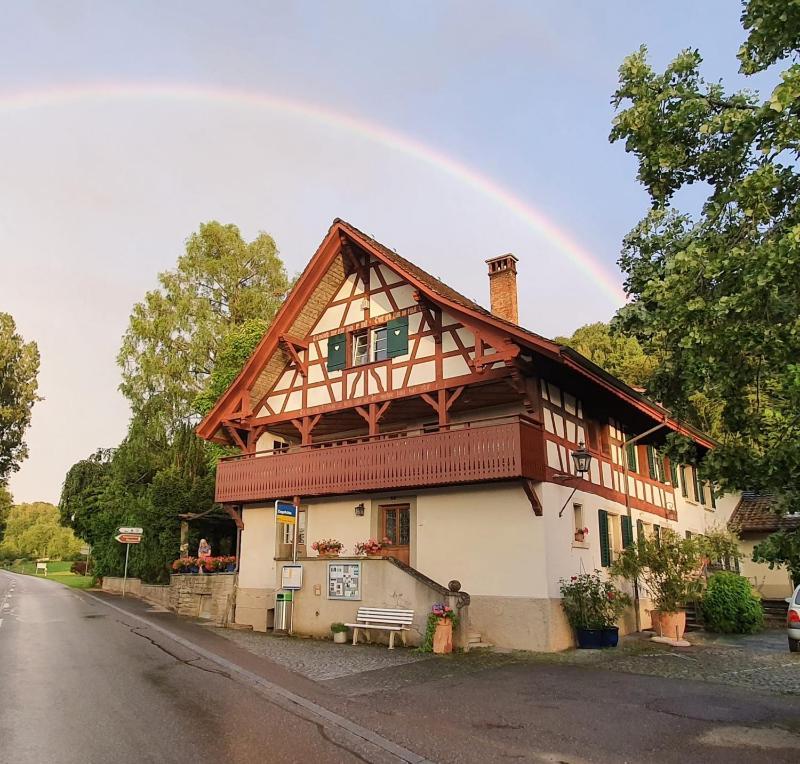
788 584 800 653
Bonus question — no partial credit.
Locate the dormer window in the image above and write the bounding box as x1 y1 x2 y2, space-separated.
326 315 409 371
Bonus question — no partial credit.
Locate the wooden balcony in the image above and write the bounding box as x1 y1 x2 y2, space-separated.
215 416 546 503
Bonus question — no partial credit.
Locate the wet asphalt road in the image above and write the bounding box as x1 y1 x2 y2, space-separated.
0 571 413 764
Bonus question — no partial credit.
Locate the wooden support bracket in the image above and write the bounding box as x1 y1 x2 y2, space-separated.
280 335 309 378
223 504 244 530
521 480 543 516
291 414 322 446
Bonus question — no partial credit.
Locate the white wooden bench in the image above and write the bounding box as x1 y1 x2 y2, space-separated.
345 607 414 649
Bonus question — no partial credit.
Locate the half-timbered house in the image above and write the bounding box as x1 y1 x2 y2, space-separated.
197 219 737 651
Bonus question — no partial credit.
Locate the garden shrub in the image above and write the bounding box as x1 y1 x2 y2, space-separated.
70 560 89 575
701 572 763 634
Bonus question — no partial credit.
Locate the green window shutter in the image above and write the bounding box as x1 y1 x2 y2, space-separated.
621 516 633 549
646 445 657 479
669 460 678 487
710 485 717 509
636 518 645 543
694 468 704 504
598 509 611 567
386 316 409 358
679 465 688 497
625 442 638 473
327 333 346 371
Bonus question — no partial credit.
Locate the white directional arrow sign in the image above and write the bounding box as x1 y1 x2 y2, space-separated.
118 526 143 535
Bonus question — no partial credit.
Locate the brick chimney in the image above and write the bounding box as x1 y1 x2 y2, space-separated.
486 254 519 324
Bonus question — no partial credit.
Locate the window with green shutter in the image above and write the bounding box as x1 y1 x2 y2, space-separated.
327 333 346 371
625 441 638 473
646 445 657 479
693 468 704 504
653 524 661 545
636 518 645 543
386 316 409 358
598 509 611 567
669 460 678 487
679 465 688 497
621 516 634 548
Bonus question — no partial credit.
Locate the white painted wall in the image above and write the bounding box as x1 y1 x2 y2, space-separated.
238 504 278 590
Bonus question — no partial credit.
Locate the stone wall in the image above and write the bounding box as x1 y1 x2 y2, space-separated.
101 574 236 625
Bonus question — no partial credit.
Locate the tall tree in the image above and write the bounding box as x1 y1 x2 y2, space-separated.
555 322 657 389
0 483 12 542
118 222 289 425
610 0 800 508
0 312 40 479
0 501 82 561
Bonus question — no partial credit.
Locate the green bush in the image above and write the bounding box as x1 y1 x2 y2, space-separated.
701 572 764 634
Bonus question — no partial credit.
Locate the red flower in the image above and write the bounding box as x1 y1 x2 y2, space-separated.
570 576 577 581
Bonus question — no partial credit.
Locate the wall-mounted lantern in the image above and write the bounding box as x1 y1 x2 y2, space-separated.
354 503 365 517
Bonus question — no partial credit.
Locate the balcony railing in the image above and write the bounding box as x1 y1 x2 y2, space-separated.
215 415 546 503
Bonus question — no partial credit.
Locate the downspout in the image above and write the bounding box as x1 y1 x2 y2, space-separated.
620 418 668 633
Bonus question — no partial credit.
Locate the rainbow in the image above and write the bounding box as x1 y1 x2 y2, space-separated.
0 83 626 305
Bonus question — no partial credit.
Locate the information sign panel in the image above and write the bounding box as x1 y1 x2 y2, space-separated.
327 561 361 601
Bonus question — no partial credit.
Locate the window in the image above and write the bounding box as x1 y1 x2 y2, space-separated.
280 509 306 546
573 504 585 543
679 465 688 498
372 326 388 361
647 445 657 480
693 467 704 504
599 510 626 567
352 331 369 366
625 441 638 473
382 504 410 546
273 440 289 453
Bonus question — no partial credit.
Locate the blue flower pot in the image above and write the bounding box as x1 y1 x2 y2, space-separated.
225 563 236 572
575 628 605 649
601 626 619 647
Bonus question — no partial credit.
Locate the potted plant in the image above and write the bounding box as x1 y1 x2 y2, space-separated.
311 539 343 558
223 555 237 573
171 556 198 575
331 622 349 644
430 602 458 654
611 528 702 640
559 571 631 648
354 539 383 557
574 526 589 543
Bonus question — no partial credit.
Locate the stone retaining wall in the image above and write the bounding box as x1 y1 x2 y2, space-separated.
101 574 236 625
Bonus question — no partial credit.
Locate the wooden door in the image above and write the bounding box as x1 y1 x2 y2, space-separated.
380 504 410 565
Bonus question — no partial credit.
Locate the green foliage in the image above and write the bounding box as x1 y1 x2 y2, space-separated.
559 571 632 630
118 221 289 426
0 502 82 560
330 622 348 634
554 322 657 389
752 530 800 588
194 318 269 416
59 422 216 584
611 529 702 612
609 2 800 508
701 572 764 633
0 483 12 541
61 220 290 583
697 526 744 570
0 312 40 479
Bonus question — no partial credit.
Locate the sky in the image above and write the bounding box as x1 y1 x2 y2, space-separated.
0 1 760 504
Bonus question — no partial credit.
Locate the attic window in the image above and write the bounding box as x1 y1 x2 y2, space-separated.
353 331 369 366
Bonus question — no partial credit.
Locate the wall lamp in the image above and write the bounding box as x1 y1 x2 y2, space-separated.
354 503 365 517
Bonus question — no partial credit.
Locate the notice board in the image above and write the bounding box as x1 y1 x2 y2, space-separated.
327 561 361 600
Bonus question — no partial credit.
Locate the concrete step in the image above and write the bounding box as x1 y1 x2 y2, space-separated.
468 641 493 649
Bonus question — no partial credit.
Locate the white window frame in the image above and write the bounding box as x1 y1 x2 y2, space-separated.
352 331 369 366
372 326 388 362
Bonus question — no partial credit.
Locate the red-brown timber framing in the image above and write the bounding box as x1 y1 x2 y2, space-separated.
197 219 709 449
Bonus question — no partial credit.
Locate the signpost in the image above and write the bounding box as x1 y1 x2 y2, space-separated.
275 501 299 633
115 527 143 596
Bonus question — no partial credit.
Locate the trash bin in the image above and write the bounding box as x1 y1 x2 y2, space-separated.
274 590 293 632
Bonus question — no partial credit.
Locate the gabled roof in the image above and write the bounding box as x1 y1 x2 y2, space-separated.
197 218 715 448
729 493 800 533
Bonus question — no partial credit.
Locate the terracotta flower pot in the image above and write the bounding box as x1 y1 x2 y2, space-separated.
318 552 340 558
433 617 453 654
652 610 686 640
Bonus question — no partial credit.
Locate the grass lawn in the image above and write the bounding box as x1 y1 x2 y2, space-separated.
5 560 94 589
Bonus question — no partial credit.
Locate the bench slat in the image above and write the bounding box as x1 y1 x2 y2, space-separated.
354 614 414 621
356 609 414 616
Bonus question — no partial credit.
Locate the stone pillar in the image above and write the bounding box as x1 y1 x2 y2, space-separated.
446 580 470 652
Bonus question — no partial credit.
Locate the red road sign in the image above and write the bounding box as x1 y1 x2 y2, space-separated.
115 533 142 544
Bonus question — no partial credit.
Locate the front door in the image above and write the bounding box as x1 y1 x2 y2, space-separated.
380 504 410 564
